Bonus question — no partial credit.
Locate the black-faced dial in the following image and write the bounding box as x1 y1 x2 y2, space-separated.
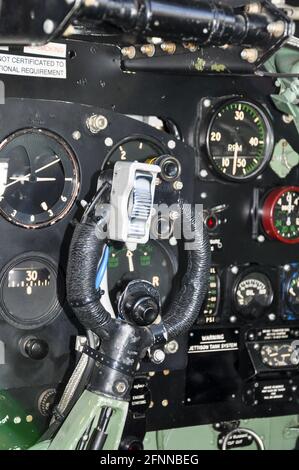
207 101 273 181
108 241 177 309
234 272 273 318
103 138 163 168
261 344 295 368
0 129 79 228
287 272 299 315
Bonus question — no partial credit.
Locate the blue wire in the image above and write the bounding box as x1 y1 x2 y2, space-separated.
95 245 110 290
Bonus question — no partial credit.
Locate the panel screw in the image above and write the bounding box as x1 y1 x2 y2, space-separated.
43 19 55 35
200 169 208 178
115 381 127 394
161 42 176 54
257 235 265 243
86 114 108 134
121 46 136 59
230 315 237 324
72 131 81 140
282 114 294 124
241 48 259 63
231 266 239 275
267 21 286 38
151 349 166 364
203 99 211 108
173 181 183 191
183 42 198 52
245 3 262 14
268 313 276 322
141 44 155 57
164 340 179 355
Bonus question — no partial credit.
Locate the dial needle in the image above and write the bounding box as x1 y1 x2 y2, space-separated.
232 143 239 176
126 250 135 272
3 157 61 189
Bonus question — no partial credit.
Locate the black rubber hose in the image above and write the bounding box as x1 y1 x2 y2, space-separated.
66 221 112 337
161 204 211 340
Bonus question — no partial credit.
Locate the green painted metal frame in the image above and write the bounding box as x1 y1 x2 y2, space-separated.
30 391 128 451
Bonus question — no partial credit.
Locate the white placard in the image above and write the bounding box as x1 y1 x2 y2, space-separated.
24 42 67 58
0 53 66 79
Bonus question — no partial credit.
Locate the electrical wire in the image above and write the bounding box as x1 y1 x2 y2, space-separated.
95 245 110 290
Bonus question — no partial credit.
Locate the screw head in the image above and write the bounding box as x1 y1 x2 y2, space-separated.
173 181 183 191
72 131 81 141
152 349 165 364
115 381 127 394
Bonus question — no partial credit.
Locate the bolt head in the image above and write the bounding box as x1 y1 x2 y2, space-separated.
72 131 81 141
173 181 183 191
152 349 165 364
115 381 127 394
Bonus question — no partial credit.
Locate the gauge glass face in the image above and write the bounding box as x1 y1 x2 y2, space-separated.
0 255 63 329
107 241 177 309
0 129 79 228
272 189 299 242
207 101 273 181
104 138 163 168
199 267 220 324
234 272 273 317
287 272 299 315
261 344 294 368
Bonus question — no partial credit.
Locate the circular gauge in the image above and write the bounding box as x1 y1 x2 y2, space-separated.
260 344 295 368
0 128 80 229
103 137 164 168
287 271 299 315
0 253 63 329
107 241 177 308
199 267 220 324
262 187 299 244
207 100 273 181
234 272 273 318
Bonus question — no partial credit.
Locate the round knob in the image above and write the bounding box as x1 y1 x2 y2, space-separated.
131 296 159 326
22 337 49 360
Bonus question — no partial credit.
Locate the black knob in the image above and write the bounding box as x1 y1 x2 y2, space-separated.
23 337 49 360
131 296 159 326
119 280 161 326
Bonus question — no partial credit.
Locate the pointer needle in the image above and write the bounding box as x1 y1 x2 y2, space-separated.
2 157 61 189
126 250 135 273
232 143 239 176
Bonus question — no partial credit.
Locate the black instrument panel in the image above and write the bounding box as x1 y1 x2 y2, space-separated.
1 39 299 445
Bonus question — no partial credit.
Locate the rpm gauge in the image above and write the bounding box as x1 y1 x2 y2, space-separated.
103 137 164 168
0 129 80 228
207 100 273 181
107 241 177 308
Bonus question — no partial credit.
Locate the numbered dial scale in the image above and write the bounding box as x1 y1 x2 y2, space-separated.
103 137 164 168
0 129 80 228
286 270 299 316
108 241 177 308
207 100 273 181
198 267 220 324
262 187 299 244
234 272 273 318
0 254 63 329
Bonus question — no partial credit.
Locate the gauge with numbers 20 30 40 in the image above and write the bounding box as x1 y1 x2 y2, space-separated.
207 100 274 182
